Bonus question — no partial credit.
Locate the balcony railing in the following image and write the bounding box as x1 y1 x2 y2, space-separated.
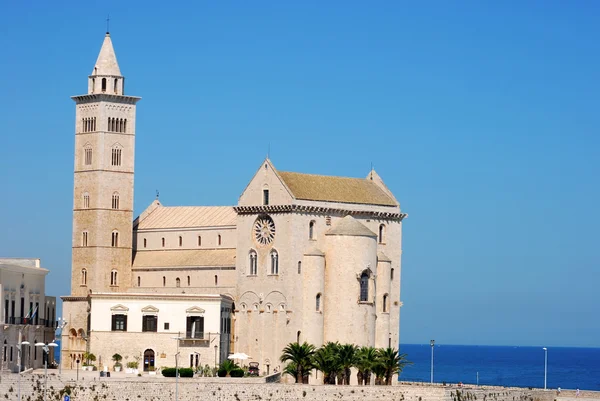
4 317 56 327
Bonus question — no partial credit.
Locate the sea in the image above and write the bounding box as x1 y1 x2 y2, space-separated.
398 344 600 391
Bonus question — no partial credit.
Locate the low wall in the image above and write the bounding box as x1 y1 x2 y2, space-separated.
0 373 591 401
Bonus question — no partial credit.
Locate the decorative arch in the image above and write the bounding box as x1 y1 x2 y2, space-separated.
248 249 257 275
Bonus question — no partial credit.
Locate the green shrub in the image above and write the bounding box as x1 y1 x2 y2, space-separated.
161 367 193 377
217 368 227 377
162 368 177 377
230 369 244 378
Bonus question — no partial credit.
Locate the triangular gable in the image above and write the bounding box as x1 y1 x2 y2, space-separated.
141 305 159 313
133 199 162 229
186 306 206 315
110 304 129 313
238 158 295 206
366 169 399 207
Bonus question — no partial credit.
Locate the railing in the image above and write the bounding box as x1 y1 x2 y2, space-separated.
185 332 205 339
4 317 56 327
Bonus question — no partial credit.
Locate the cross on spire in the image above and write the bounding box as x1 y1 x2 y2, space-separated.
106 15 110 34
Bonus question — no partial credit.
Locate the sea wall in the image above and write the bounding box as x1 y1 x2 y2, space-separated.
0 373 584 401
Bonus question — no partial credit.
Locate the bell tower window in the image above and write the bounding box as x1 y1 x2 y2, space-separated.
263 189 269 205
101 78 106 92
114 79 118 94
112 192 119 209
359 271 369 302
111 231 119 247
84 146 93 166
110 270 118 286
111 146 122 166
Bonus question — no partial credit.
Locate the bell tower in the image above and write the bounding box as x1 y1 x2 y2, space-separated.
70 32 141 296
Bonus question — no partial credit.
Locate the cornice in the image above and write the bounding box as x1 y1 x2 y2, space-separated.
72 94 141 105
74 169 134 175
61 296 88 302
234 204 407 221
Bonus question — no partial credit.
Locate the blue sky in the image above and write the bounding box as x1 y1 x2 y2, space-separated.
0 1 598 347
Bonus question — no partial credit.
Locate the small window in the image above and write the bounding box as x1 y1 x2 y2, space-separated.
179 236 183 247
161 237 165 247
111 147 122 166
176 278 181 288
137 276 141 287
84 146 93 166
391 268 394 280
143 238 147 248
383 294 389 313
198 236 201 246
114 78 118 94
142 315 157 332
218 235 222 246
270 250 279 275
83 193 90 209
378 224 385 244
187 276 190 286
110 270 118 286
316 293 321 311
164 322 170 330
101 78 107 92
111 314 127 331
263 189 269 205
309 221 315 240
163 276 166 287
82 231 88 247
298 261 301 274
112 193 119 209
111 231 119 247
359 271 369 302
249 250 257 275
214 275 218 286
81 269 87 286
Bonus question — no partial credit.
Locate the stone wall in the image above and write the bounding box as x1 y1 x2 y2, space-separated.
0 373 575 401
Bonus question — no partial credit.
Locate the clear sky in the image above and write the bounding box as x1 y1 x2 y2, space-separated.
0 1 598 348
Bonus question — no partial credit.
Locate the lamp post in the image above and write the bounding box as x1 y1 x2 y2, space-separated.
171 334 184 401
430 340 435 384
543 347 548 390
17 331 30 401
35 342 58 401
214 345 218 369
56 318 68 377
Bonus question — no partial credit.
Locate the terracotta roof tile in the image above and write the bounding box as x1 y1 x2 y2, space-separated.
132 249 236 268
137 206 236 229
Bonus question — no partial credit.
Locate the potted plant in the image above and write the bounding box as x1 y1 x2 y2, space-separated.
126 361 138 374
83 353 96 371
112 353 123 372
148 366 156 376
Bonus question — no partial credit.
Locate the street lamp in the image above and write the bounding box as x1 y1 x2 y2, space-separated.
17 335 30 401
171 334 184 401
430 340 435 384
56 318 68 377
35 342 58 401
543 347 548 390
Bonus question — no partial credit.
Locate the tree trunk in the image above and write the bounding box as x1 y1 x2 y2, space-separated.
357 371 364 386
297 369 302 384
364 370 371 385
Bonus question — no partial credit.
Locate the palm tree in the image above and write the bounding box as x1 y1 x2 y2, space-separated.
280 342 316 383
338 344 357 385
312 342 341 384
355 346 378 385
376 347 411 385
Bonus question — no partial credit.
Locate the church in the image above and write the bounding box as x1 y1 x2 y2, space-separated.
61 32 407 382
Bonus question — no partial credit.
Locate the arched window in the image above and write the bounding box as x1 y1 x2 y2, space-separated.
143 238 147 248
112 192 120 209
163 276 166 287
218 235 222 246
359 271 369 302
92 78 95 92
111 146 122 166
111 231 119 247
297 331 301 343
383 294 389 313
119 118 123 132
270 250 279 275
214 275 218 286
83 193 90 209
101 78 106 92
123 119 127 133
81 269 87 286
378 224 385 244
84 145 93 165
390 268 394 280
309 221 315 240
137 276 141 287
315 293 321 311
114 79 118 94
161 237 165 247
179 236 183 247
176 278 181 288
249 250 257 275
187 276 190 286
298 261 301 274
198 236 201 246
110 270 118 286
82 231 88 247
263 189 269 205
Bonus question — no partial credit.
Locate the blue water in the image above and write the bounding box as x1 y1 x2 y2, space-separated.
398 344 600 391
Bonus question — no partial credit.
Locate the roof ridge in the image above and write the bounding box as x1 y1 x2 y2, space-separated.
279 171 371 181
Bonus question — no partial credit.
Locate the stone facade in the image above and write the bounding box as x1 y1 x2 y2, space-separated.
61 33 407 382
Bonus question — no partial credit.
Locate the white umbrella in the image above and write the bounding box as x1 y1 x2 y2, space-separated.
228 352 251 361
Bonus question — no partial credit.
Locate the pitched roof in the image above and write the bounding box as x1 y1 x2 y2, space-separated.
277 171 397 206
91 33 121 76
325 215 377 238
136 205 236 230
132 249 236 268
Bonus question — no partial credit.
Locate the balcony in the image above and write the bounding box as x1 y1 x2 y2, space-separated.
4 317 56 327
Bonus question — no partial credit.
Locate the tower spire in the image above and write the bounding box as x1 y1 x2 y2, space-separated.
106 15 110 34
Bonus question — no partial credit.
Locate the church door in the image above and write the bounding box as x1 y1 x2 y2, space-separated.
143 349 155 372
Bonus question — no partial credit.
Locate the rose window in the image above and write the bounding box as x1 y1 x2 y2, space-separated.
253 215 275 245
